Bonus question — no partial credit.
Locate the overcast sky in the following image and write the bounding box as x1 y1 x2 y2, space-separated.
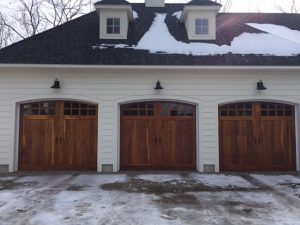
0 0 299 13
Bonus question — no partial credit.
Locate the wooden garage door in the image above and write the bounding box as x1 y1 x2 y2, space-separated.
120 102 196 170
19 101 98 171
219 102 296 171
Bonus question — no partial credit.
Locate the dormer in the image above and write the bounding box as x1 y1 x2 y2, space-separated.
180 0 222 40
94 0 133 39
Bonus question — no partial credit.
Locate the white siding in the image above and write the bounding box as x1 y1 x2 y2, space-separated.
0 67 299 172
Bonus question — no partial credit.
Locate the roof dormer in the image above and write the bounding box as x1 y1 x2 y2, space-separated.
94 0 133 40
180 0 222 40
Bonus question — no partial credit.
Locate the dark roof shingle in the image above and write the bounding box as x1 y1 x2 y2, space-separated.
186 0 222 6
0 3 299 66
94 0 130 5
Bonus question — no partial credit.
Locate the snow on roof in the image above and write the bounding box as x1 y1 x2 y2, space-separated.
133 10 138 20
172 11 182 21
94 13 300 57
247 23 300 45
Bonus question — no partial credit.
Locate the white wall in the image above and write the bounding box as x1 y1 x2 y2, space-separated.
0 66 299 172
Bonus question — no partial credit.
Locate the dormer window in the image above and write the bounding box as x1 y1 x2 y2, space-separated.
94 0 133 40
107 18 121 34
195 18 209 35
180 0 222 40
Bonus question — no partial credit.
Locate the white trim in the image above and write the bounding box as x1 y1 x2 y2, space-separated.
114 95 202 172
215 96 300 172
0 64 300 70
11 94 102 172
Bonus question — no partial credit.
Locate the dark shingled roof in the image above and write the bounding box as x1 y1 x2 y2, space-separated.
186 0 222 6
94 0 130 5
0 3 300 66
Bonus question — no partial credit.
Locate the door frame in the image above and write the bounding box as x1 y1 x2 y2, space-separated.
12 95 101 172
217 98 300 172
116 96 200 172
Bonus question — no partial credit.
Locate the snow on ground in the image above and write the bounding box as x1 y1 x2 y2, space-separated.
70 174 127 186
133 10 139 20
247 23 300 45
189 173 253 188
251 174 300 199
1 173 300 225
0 177 16 181
136 174 182 182
93 13 300 56
172 11 182 20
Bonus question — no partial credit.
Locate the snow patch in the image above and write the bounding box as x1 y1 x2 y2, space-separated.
190 174 253 188
93 43 130 50
71 174 127 186
136 174 182 182
133 10 138 20
247 23 300 45
172 11 182 20
0 176 16 181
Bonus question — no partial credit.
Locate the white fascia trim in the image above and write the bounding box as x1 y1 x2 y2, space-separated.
0 64 300 71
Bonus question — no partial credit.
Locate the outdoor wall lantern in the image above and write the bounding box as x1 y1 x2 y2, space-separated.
51 79 61 89
257 80 267 90
154 80 163 90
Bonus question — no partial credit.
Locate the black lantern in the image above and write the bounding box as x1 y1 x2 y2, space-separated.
154 80 163 90
51 79 61 89
257 80 267 90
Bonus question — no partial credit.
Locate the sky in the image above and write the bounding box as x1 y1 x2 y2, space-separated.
0 0 299 13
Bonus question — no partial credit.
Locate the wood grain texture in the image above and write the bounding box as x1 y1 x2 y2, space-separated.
120 102 196 170
220 102 296 171
19 101 98 171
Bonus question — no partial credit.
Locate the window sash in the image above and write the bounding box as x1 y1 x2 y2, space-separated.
106 18 120 34
195 19 209 35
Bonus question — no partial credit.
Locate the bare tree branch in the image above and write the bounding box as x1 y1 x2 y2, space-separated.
0 0 93 48
276 0 299 13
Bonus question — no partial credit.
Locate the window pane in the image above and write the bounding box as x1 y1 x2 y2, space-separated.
32 109 39 115
202 26 209 34
114 18 120 26
107 18 113 26
202 19 209 26
73 109 79 115
195 27 202 35
89 109 96 116
80 109 88 115
107 26 113 34
195 19 202 26
114 26 120 34
64 102 71 108
64 109 71 115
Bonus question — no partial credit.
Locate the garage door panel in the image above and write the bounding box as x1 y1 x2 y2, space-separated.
120 101 196 170
19 119 56 170
161 119 196 169
120 119 156 168
220 120 255 170
258 119 296 169
19 101 98 171
61 119 97 170
220 102 296 171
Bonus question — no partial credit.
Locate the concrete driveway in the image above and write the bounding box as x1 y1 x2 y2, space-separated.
0 172 300 225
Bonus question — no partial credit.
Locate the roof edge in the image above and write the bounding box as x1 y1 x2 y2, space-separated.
0 64 300 70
